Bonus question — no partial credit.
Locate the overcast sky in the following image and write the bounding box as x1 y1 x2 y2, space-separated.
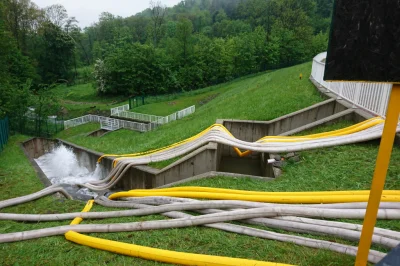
32 0 182 28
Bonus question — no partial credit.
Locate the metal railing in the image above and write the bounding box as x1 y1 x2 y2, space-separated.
114 111 164 123
311 52 392 117
113 105 196 126
65 115 150 133
177 105 196 119
110 104 130 116
0 117 9 152
64 115 103 129
65 105 196 133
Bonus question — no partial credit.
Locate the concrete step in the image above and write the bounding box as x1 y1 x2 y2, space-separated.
280 108 354 136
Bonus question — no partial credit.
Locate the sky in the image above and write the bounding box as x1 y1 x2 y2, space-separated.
32 0 182 28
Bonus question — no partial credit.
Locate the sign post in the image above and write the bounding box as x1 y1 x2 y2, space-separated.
324 1 400 264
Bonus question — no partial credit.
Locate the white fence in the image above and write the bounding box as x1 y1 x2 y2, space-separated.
114 111 163 123
110 104 130 116
64 115 102 129
64 105 196 133
112 105 196 126
64 114 150 132
311 52 392 117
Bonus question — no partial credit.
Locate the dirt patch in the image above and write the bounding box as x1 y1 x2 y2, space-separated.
167 101 177 106
62 100 105 105
198 93 220 106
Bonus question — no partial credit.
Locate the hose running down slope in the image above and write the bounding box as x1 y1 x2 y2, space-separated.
1 186 399 264
64 186 400 265
83 117 399 191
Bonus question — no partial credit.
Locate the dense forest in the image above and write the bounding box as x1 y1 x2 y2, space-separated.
0 0 333 119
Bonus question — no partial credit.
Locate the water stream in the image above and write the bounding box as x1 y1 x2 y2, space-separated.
35 145 106 197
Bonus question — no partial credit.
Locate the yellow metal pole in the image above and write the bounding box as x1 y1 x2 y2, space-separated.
355 84 400 265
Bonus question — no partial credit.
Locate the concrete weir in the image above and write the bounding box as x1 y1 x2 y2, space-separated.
22 98 368 194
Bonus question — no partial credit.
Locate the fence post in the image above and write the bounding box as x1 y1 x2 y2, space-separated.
353 83 361 109
337 83 343 100
0 119 4 151
378 85 391 117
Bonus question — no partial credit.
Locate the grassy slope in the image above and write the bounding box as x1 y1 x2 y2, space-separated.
2 63 398 265
130 82 235 116
56 62 323 154
53 83 128 119
2 122 400 265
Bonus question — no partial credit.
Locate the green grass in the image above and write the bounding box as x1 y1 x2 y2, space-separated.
130 83 233 116
3 62 398 265
52 83 128 119
53 83 123 104
2 121 399 265
56 62 324 154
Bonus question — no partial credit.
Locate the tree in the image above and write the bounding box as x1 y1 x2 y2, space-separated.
2 0 44 53
44 4 67 27
149 0 167 47
37 22 75 83
176 18 194 66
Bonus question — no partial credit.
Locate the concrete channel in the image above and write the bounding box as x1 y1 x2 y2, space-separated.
21 96 371 196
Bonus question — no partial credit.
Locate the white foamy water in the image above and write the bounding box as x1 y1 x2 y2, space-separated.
35 145 105 196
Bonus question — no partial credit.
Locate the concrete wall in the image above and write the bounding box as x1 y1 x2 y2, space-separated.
22 137 220 191
117 143 218 190
218 99 351 158
22 138 57 159
59 139 114 173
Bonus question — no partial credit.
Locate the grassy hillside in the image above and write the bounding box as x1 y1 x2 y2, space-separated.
52 83 127 119
57 62 323 154
2 124 400 265
3 62 398 265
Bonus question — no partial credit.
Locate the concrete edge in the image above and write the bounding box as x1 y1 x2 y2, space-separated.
280 108 354 136
157 142 216 172
19 142 52 188
309 76 400 143
157 171 274 188
57 138 116 161
218 98 336 125
309 77 376 119
86 128 114 138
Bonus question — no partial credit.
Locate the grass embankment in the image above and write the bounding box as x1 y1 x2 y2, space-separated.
55 71 270 120
2 62 398 265
53 83 127 119
129 81 240 116
56 62 323 154
2 122 400 265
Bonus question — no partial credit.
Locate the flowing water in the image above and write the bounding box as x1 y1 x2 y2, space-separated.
35 145 106 197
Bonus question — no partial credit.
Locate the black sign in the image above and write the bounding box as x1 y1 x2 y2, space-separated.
324 0 400 83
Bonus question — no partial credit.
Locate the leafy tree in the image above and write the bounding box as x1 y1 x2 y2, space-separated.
44 4 67 27
37 22 75 83
149 0 167 47
176 18 194 66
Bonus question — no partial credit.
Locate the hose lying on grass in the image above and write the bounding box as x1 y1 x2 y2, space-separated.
2 200 400 222
0 187 397 265
120 195 400 209
67 200 294 266
82 119 400 191
121 196 400 240
0 184 72 209
98 197 400 248
3 201 400 244
128 186 400 196
93 197 386 264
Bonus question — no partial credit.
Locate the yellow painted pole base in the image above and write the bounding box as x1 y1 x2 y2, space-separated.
355 84 400 265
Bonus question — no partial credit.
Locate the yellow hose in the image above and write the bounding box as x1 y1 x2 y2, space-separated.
65 231 291 266
65 200 293 266
109 191 400 203
98 117 384 163
128 186 400 196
